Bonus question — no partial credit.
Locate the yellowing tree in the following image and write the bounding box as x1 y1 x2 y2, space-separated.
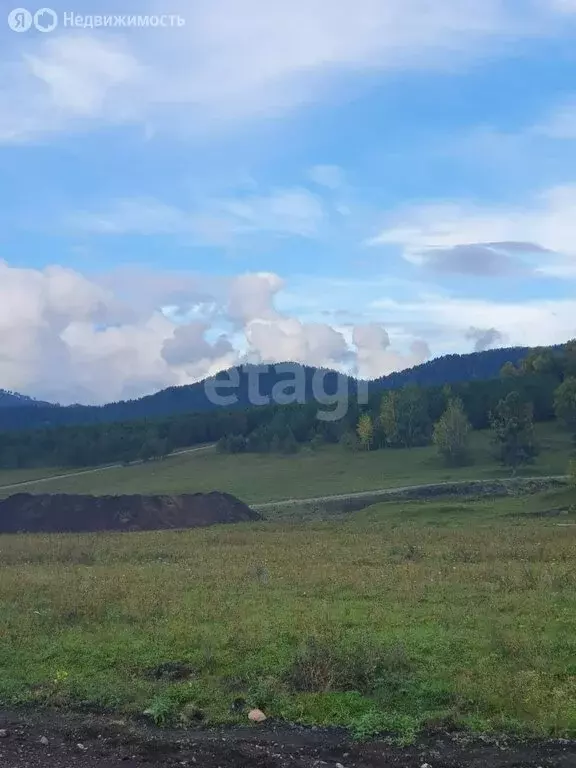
357 413 374 451
380 391 400 447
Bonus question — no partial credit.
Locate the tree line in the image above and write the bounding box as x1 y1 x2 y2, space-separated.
0 341 574 470
351 342 576 472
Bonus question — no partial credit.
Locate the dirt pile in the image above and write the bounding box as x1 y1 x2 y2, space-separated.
0 492 260 534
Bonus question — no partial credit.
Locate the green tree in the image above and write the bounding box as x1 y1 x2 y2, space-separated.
490 391 539 474
396 386 432 448
379 391 400 447
561 339 576 378
520 347 561 378
500 361 520 378
380 387 432 448
554 377 576 432
433 398 472 466
356 413 374 450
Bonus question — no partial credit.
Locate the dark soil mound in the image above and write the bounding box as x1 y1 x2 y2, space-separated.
0 492 260 534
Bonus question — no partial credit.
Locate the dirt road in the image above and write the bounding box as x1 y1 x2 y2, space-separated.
0 445 215 494
254 475 568 513
1 710 575 768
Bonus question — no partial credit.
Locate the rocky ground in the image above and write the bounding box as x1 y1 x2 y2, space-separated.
1 710 576 768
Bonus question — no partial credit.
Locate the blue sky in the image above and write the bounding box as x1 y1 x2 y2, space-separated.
1 0 576 404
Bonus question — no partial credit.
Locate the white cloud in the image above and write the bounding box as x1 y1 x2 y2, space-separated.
0 261 436 403
246 317 350 368
352 324 430 378
69 188 327 242
228 273 285 324
545 0 576 12
0 36 143 141
371 295 576 351
368 184 576 275
0 0 559 142
308 165 346 190
534 98 576 139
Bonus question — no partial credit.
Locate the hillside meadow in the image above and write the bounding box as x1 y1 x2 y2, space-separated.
0 488 575 741
0 421 572 503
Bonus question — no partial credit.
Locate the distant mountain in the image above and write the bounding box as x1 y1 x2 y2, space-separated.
372 347 531 390
0 346 531 432
0 390 53 409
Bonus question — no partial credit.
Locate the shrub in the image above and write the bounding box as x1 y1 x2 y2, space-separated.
285 635 411 695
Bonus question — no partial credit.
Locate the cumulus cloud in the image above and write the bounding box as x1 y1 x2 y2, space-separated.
466 326 505 352
0 261 437 404
0 261 232 404
352 323 430 379
229 272 352 368
228 273 284 325
161 323 235 368
246 318 351 368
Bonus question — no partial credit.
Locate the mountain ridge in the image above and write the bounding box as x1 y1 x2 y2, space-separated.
0 346 530 432
0 390 52 409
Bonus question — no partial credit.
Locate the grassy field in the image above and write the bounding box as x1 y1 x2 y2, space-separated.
1 486 575 741
0 422 572 503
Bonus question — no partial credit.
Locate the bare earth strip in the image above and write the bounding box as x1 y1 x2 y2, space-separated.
1 710 576 768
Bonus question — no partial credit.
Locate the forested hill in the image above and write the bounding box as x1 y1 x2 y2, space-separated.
0 390 52 409
372 347 530 390
0 346 530 432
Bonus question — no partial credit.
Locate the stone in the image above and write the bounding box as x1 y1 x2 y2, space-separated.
248 708 267 723
40 736 49 746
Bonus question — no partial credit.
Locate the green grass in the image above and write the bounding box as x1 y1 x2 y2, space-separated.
0 422 572 503
0 465 74 488
1 488 575 740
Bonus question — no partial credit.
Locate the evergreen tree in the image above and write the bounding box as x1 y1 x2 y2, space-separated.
490 391 539 473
